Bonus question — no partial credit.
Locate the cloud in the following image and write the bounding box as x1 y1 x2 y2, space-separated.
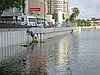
92 0 100 4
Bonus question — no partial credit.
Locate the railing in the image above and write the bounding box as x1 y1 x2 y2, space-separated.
0 20 28 28
0 29 31 61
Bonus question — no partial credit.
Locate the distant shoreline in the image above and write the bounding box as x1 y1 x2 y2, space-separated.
80 26 100 29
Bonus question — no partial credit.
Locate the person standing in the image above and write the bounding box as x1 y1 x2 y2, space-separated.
27 30 38 43
30 31 35 40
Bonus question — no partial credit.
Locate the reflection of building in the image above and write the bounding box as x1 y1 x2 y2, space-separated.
1 0 48 20
58 36 69 70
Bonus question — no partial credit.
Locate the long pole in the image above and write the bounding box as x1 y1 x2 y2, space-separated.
22 0 25 14
44 0 45 28
67 0 69 18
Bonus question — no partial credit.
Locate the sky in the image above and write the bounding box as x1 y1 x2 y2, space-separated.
68 0 100 19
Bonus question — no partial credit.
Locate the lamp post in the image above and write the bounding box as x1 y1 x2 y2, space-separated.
44 0 45 28
22 0 25 14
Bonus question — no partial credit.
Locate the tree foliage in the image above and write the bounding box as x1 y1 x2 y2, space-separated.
0 0 21 14
52 9 58 22
69 7 80 21
62 13 65 20
0 0 21 21
91 17 96 21
75 19 91 26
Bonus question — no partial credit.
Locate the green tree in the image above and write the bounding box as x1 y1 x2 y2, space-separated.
76 19 91 26
86 19 91 26
69 7 80 22
62 13 65 20
52 9 58 22
91 17 96 21
76 19 81 26
0 0 21 21
66 18 69 22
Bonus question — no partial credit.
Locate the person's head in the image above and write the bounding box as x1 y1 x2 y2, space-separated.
26 30 29 33
27 30 32 33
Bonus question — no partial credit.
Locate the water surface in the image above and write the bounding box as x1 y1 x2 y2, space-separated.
0 29 100 75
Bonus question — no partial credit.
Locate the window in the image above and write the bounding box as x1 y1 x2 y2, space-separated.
37 19 41 24
21 18 24 22
29 18 36 22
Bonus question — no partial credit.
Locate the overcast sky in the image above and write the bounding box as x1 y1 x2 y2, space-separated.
69 0 100 19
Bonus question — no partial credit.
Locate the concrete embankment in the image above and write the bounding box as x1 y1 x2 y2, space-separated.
30 27 79 41
0 27 79 48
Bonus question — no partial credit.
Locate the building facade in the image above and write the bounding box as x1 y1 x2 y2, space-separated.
29 0 48 19
90 18 100 26
1 8 22 20
1 0 48 20
47 0 68 21
47 0 54 14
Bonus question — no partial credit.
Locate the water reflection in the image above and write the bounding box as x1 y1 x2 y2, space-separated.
0 47 28 75
0 33 79 75
58 36 69 72
1 29 100 75
0 42 48 75
26 43 47 75
0 44 27 61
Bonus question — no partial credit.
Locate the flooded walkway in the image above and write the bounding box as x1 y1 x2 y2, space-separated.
0 29 100 75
